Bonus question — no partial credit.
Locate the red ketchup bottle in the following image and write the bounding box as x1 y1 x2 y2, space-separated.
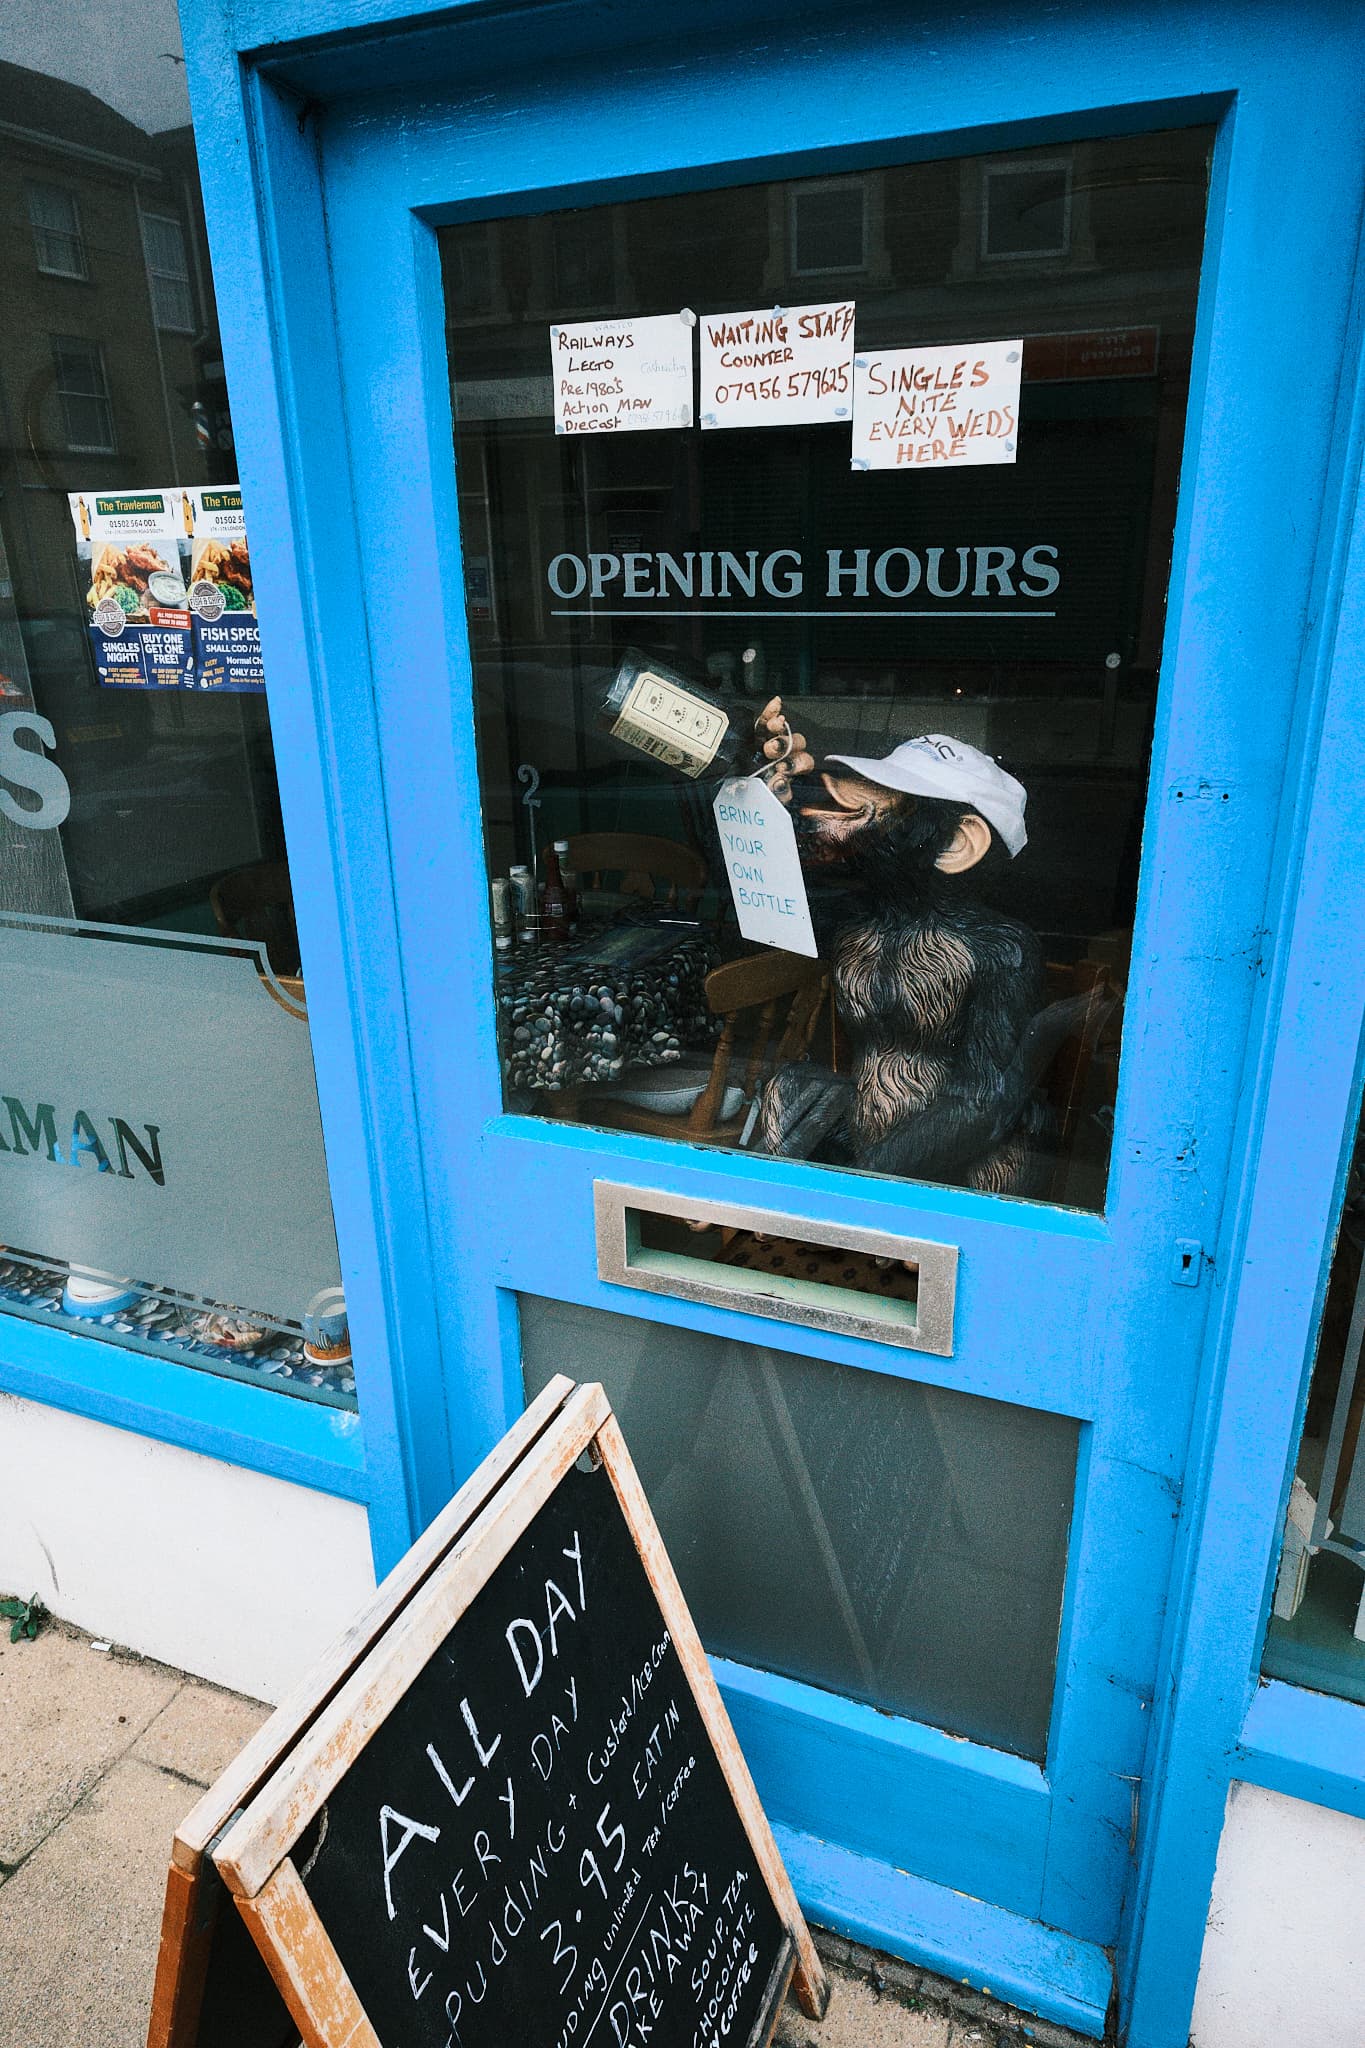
538 845 571 941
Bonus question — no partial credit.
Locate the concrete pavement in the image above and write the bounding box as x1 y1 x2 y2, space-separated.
0 1617 1094 2048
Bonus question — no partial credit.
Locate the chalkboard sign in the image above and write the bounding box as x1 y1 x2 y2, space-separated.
148 1374 588 2048
185 1381 825 2048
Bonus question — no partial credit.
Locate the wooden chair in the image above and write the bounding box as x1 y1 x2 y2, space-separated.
557 833 708 914
209 860 301 978
584 948 830 1143
1020 958 1122 1202
1040 958 1121 1151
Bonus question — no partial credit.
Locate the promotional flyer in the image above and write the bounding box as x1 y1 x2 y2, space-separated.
186 485 263 692
68 486 263 693
68 489 194 689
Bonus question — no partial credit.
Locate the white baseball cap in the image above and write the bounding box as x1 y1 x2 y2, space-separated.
825 734 1028 856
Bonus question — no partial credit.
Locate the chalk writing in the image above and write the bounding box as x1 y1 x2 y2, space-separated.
296 1463 787 2046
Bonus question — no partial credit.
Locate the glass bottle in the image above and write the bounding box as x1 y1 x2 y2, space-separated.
552 840 580 933
491 878 516 972
509 864 537 946
490 876 515 947
538 846 571 941
593 648 769 780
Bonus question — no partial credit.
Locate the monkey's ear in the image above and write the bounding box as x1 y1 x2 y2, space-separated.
935 811 993 874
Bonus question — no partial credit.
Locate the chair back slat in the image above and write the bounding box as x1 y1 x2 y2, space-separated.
580 945 831 1144
558 833 708 912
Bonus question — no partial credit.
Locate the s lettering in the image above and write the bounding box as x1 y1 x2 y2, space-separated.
0 714 71 830
1019 544 1060 598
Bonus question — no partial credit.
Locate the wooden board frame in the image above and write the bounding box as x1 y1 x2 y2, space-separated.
146 1373 578 2048
201 1382 827 2044
238 1858 382 2048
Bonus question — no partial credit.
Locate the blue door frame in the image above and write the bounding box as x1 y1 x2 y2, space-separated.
126 0 1365 2037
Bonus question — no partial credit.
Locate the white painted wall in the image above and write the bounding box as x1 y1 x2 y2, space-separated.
1192 1779 1365 2045
0 1390 376 1702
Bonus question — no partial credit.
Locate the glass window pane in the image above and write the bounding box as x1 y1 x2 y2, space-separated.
448 233 495 318
521 1294 1077 1758
140 212 184 273
984 165 1071 258
141 212 196 333
52 338 115 452
2 18 351 1407
553 212 615 304
52 338 99 396
1264 1100 1365 1702
441 126 1210 1216
28 182 86 279
149 271 195 333
791 183 866 273
60 393 114 450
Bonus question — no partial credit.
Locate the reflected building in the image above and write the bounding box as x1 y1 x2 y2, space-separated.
0 60 282 926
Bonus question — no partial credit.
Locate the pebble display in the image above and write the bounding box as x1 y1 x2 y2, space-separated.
498 918 720 1093
0 1250 356 1406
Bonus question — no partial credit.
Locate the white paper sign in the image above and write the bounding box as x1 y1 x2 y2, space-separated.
699 301 856 429
851 339 1022 471
550 313 694 435
713 776 818 958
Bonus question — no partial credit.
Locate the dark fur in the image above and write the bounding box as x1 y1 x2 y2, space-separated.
762 792 1048 1193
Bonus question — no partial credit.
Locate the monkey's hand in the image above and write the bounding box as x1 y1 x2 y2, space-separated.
754 695 815 803
758 1063 853 1160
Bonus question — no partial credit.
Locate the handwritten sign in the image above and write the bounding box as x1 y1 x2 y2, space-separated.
147 1380 586 2048
699 301 855 429
713 776 818 958
178 1383 826 2048
551 314 695 435
851 339 1022 470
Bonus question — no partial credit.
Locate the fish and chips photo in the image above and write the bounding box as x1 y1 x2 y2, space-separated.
86 540 185 620
189 533 255 610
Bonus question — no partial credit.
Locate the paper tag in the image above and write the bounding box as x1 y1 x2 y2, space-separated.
713 776 818 957
851 339 1022 470
611 671 728 778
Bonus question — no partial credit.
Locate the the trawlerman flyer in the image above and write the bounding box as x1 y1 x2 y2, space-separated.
69 489 194 689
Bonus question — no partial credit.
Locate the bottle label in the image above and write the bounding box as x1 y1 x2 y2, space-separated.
610 670 728 777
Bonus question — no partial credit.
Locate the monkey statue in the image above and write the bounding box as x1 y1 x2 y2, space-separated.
749 699 1049 1197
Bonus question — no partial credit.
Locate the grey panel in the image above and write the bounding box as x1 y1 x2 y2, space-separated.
0 915 341 1323
521 1293 1076 1759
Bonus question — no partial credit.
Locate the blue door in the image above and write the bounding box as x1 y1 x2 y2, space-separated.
199 0 1365 2030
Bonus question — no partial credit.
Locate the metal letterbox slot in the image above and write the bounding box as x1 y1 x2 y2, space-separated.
593 1181 957 1357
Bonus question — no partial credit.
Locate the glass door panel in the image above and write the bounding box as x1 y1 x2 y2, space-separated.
441 126 1210 1215
1265 1093 1365 1702
522 1294 1077 1759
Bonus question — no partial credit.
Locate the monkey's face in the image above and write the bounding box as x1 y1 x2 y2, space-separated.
796 769 909 864
796 766 993 889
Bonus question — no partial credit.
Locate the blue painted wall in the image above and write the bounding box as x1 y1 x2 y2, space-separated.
0 0 1346 2039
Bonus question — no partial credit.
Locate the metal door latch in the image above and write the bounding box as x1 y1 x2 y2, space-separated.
1171 1238 1203 1287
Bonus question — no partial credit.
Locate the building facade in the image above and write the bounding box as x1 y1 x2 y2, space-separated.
1 4 1364 2043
